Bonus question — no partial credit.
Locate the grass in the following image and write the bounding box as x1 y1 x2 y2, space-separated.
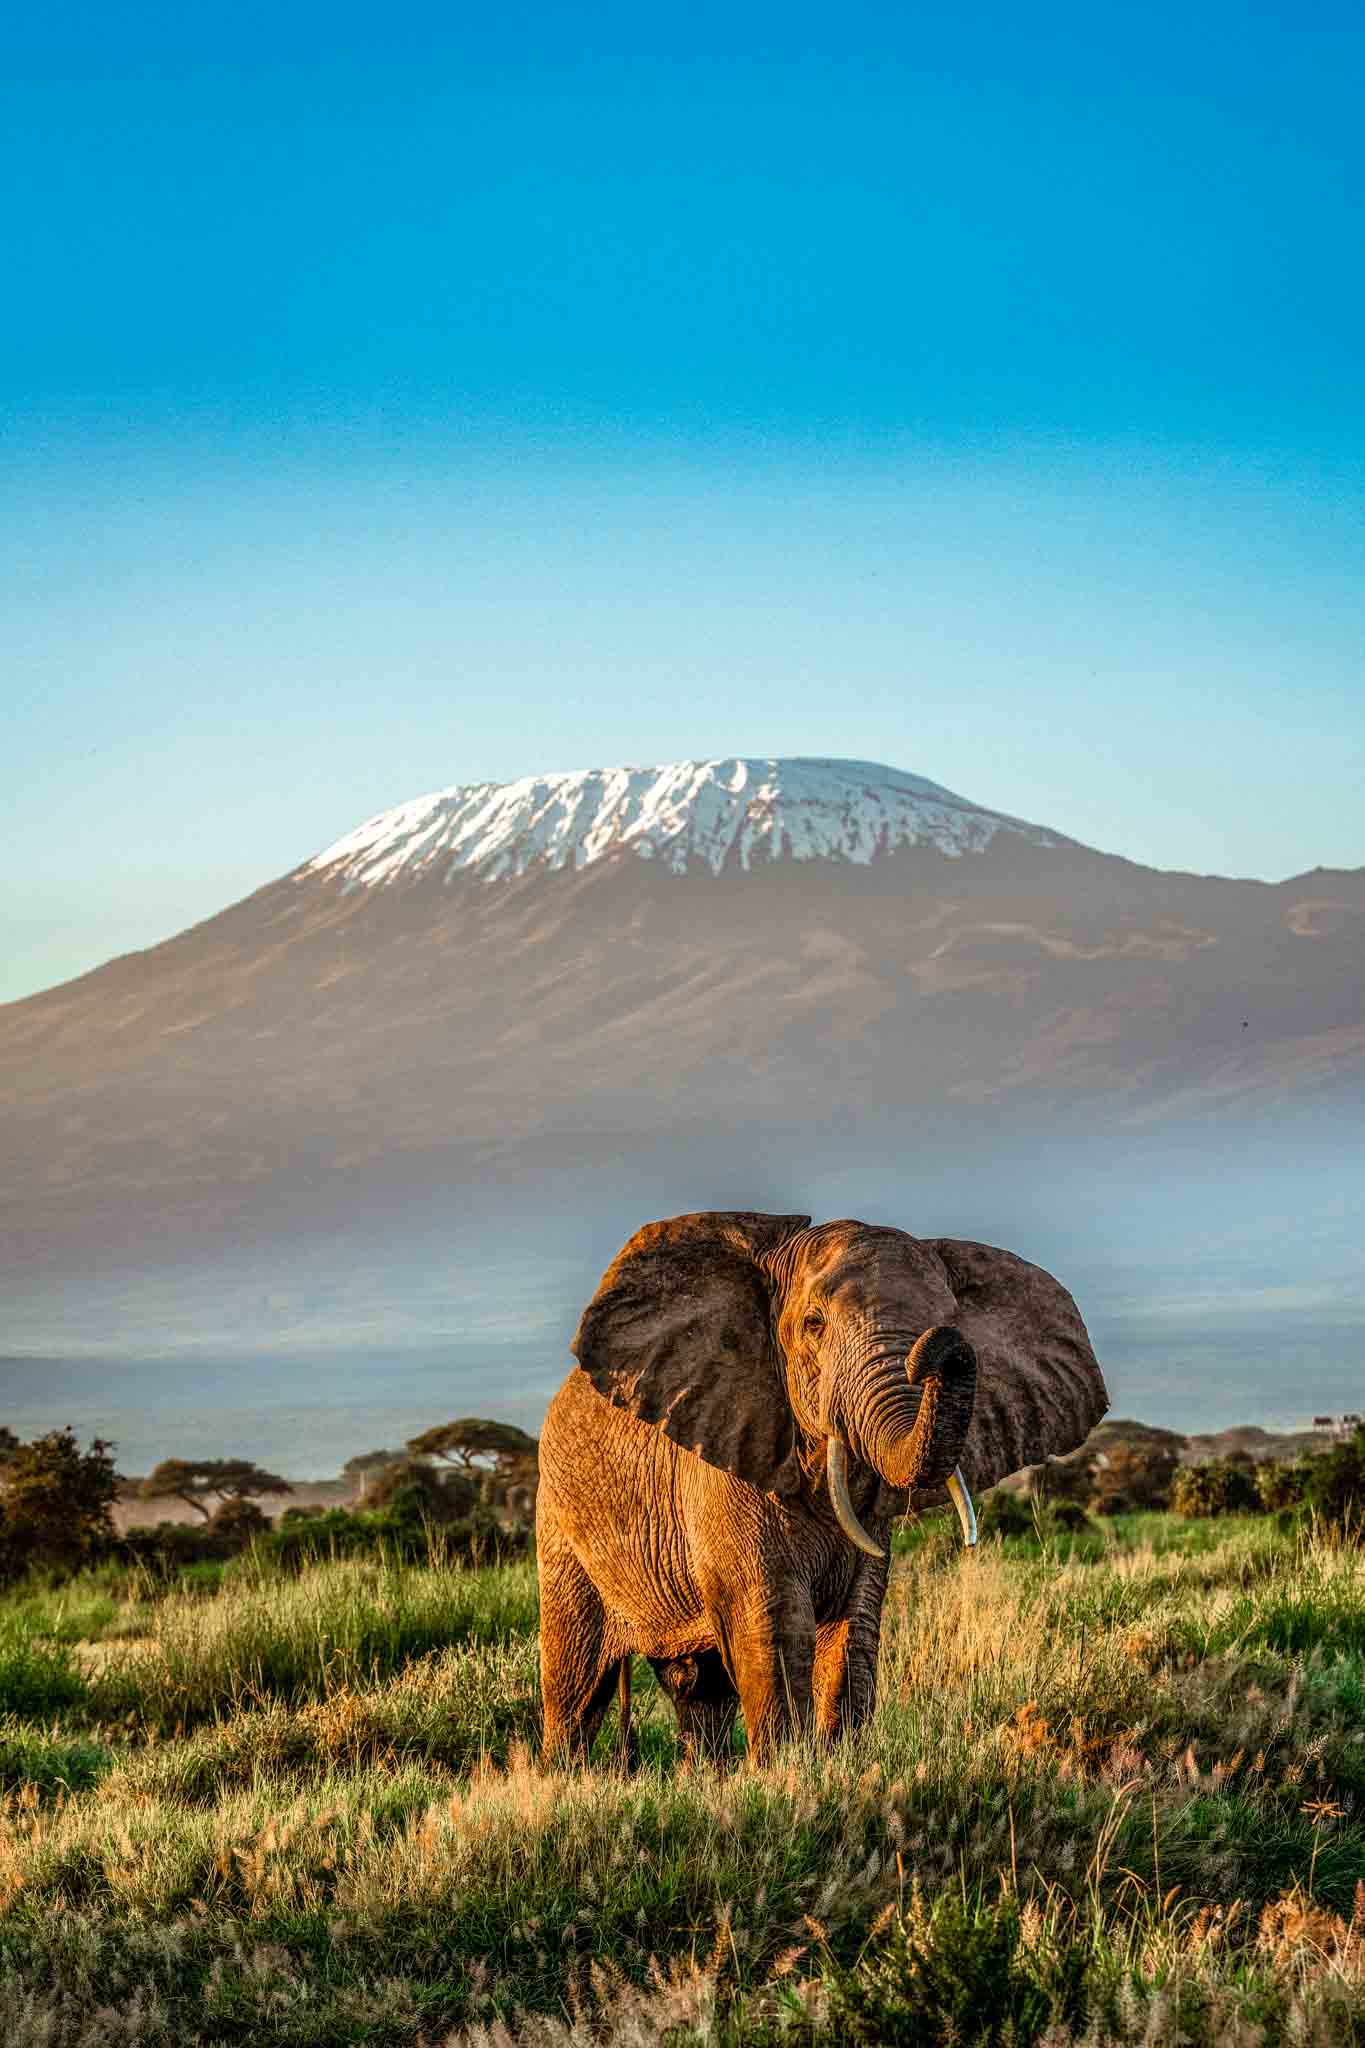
1 1515 1365 2042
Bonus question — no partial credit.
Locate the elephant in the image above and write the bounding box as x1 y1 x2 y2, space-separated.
537 1211 1107 1765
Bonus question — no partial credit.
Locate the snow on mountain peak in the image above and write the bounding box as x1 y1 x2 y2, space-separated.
303 757 1071 888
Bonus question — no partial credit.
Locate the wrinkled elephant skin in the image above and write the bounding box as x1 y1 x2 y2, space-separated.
538 1212 1107 1764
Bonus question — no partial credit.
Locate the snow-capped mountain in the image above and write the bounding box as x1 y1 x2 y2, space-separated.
304 757 1072 889
3 754 1363 1351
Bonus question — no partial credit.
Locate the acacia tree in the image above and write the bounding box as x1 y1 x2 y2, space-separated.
405 1419 538 1475
140 1458 292 1521
405 1418 540 1523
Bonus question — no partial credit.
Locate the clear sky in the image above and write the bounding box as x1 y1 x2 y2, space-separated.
5 0 1364 1002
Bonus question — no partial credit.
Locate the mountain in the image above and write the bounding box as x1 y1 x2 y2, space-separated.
3 755 1363 1344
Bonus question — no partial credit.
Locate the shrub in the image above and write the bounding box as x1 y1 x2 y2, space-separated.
253 1501 528 1575
968 1491 1093 1546
208 1495 273 1547
116 1518 230 1574
1302 1424 1365 1538
255 1506 423 1571
1171 1457 1262 1519
976 1490 1035 1541
824 1891 1090 2046
1088 1439 1178 1515
116 1499 275 1574
1257 1459 1311 1513
364 1458 480 1522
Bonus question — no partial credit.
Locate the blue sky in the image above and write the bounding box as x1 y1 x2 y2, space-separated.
5 0 1364 1001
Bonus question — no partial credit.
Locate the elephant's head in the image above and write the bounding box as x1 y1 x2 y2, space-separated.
572 1211 1108 1554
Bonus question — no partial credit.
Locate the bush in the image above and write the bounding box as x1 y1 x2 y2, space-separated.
1171 1457 1262 1519
254 1502 528 1575
208 1496 273 1546
1257 1459 1310 1513
1303 1425 1365 1539
1088 1439 1179 1515
976 1490 1035 1541
971 1491 1093 1546
117 1519 229 1574
117 1500 275 1574
824 1891 1089 2046
364 1459 480 1522
256 1507 421 1571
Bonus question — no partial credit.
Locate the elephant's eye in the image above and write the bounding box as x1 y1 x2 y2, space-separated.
803 1310 825 1336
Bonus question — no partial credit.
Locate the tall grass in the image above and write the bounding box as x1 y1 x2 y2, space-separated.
1 1518 1363 2042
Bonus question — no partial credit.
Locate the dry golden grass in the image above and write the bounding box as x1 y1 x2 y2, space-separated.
2 1516 1364 2042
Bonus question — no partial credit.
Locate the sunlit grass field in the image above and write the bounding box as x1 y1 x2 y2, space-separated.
3 1515 1365 2043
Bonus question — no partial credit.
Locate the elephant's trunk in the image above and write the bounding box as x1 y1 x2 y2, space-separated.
824 1326 978 1556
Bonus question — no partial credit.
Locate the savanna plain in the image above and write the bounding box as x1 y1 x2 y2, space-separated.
4 1507 1365 2046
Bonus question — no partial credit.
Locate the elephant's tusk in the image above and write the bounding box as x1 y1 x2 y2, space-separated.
947 1466 977 1547
826 1437 883 1558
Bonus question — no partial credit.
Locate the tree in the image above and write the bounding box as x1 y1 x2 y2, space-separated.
139 1457 292 1520
405 1418 540 1521
405 1418 538 1476
0 1428 119 1578
0 1426 19 1466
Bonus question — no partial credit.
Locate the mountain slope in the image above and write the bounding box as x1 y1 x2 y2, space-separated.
2 758 1363 1287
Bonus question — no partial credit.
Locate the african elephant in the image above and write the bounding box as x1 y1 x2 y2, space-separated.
537 1211 1107 1764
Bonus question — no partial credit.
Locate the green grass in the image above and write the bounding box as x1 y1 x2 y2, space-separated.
2 1516 1365 2043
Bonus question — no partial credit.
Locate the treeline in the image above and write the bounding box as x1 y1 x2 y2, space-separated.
1020 1417 1365 1533
0 1416 539 1586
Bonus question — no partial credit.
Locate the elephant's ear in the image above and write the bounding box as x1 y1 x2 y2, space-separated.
925 1239 1109 1493
572 1211 812 1495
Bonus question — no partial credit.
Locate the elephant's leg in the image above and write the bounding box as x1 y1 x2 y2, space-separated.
538 1542 624 1764
721 1587 816 1765
830 1551 892 1738
651 1651 739 1765
812 1618 850 1739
